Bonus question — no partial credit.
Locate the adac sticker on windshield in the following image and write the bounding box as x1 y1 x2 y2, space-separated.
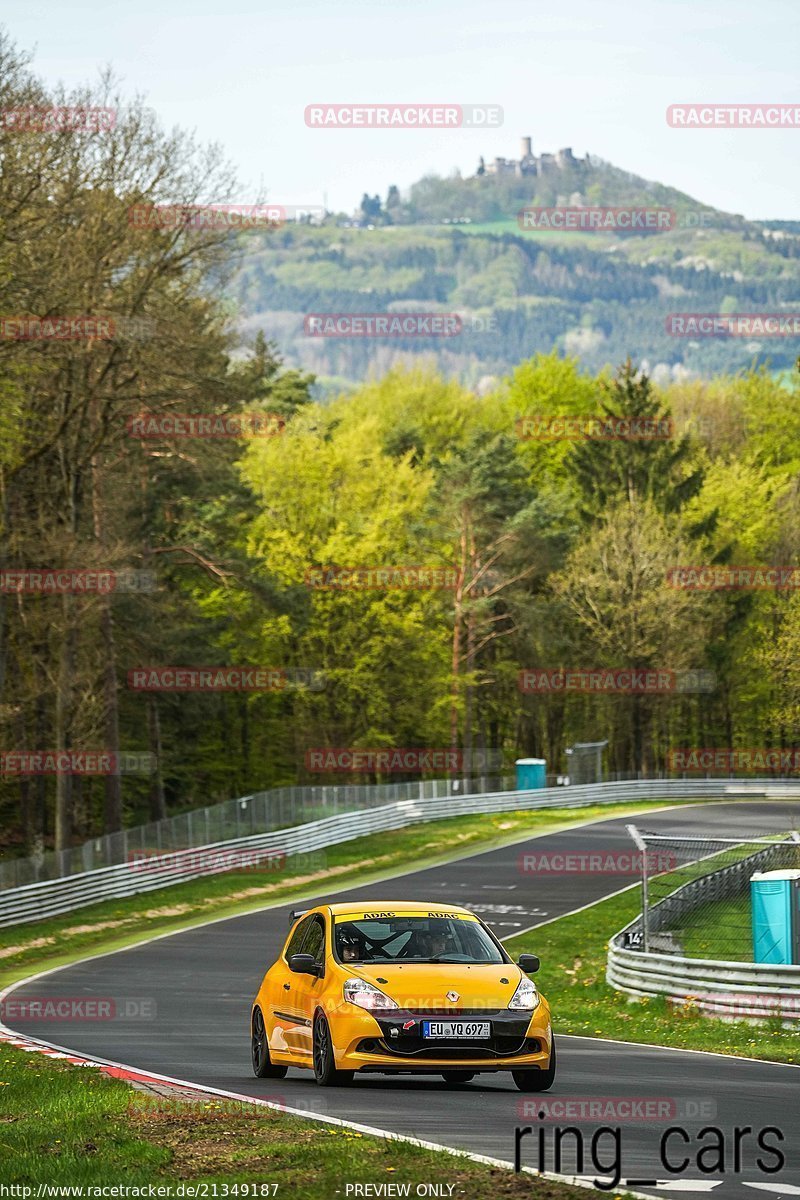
334 910 478 921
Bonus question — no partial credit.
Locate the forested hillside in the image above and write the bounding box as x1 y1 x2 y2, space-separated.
233 158 800 389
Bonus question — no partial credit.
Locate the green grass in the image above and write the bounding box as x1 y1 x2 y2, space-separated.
454 219 613 247
677 895 752 962
506 888 800 1064
0 798 684 988
0 1042 619 1197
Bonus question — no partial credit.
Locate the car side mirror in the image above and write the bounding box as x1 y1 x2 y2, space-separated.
518 953 540 974
289 952 320 976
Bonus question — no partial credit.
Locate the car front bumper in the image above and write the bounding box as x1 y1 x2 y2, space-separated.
332 1005 553 1072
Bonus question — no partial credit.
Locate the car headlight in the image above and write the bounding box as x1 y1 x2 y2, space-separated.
508 976 540 1011
343 978 399 1011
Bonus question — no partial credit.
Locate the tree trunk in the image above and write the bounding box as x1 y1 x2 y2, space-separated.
54 593 75 852
147 694 166 821
91 452 123 835
449 523 469 752
35 688 48 841
0 475 8 709
100 594 122 833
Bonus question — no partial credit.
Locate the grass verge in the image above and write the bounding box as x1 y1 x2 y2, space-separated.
0 798 684 988
0 1042 614 1198
679 895 751 961
506 888 800 1064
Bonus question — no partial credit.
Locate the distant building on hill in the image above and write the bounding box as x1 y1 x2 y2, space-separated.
477 137 580 178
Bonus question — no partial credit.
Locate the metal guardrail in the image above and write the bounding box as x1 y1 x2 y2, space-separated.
607 815 800 1018
3 775 800 929
0 774 516 890
607 936 800 1019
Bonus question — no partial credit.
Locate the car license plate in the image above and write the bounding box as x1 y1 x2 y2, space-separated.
422 1020 490 1039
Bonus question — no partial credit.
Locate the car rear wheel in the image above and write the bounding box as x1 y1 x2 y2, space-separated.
251 1007 288 1079
512 1034 556 1093
441 1071 475 1084
312 1013 354 1086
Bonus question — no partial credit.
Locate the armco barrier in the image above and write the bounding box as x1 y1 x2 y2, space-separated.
607 933 800 1019
3 776 800 928
0 773 516 890
607 814 800 1018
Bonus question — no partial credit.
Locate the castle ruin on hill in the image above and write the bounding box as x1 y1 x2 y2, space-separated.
477 137 585 178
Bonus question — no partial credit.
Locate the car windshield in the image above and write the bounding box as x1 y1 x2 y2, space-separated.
334 915 506 964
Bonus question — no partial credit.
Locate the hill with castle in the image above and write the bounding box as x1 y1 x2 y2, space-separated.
392 135 738 227
231 139 800 392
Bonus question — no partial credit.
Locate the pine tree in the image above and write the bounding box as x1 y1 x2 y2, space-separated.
568 359 704 519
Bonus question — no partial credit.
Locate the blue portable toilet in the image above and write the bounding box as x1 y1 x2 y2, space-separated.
750 869 800 964
515 757 546 791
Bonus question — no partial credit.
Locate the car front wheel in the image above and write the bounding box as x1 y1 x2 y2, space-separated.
251 1007 288 1079
312 1013 354 1086
512 1034 556 1092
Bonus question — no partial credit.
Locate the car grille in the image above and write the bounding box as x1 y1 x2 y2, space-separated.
357 1035 541 1060
359 1008 540 1060
400 1008 508 1017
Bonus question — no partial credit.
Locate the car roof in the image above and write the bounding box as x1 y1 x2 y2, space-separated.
325 901 474 915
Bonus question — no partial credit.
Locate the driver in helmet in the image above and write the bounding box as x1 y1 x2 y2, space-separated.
338 927 368 962
417 921 450 959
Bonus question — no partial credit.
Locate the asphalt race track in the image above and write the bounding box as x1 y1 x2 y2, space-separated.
6 801 800 1198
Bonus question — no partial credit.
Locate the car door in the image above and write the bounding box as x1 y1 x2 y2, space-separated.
288 912 327 1059
270 915 313 1057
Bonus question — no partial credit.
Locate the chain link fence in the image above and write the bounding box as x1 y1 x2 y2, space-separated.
625 824 800 960
0 774 515 891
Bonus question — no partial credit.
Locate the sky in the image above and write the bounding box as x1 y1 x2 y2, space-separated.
10 0 800 219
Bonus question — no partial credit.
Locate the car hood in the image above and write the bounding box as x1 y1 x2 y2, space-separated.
344 962 527 1009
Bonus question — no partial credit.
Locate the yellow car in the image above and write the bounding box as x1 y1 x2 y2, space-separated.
250 901 555 1090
